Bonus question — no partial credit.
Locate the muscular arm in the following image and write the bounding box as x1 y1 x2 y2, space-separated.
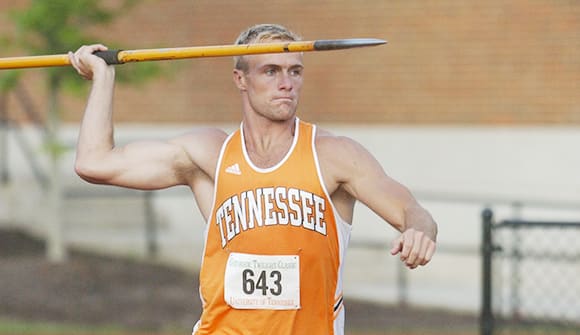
317 133 437 269
70 44 226 197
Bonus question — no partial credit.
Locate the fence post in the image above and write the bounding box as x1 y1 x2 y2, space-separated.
144 191 158 259
0 93 9 185
396 261 408 307
509 202 522 321
481 208 494 335
0 94 10 223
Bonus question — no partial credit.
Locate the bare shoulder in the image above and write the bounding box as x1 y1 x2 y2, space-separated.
171 127 228 146
315 127 370 163
169 127 228 178
315 127 349 148
314 127 378 185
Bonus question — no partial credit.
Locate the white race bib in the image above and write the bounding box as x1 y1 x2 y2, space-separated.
224 253 300 310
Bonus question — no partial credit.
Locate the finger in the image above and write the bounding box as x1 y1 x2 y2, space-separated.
69 51 89 78
73 45 109 80
421 242 437 266
91 43 108 51
77 44 108 66
390 236 403 255
406 232 424 268
84 44 109 59
416 238 430 266
400 234 412 262
69 51 83 71
79 44 107 54
68 51 77 69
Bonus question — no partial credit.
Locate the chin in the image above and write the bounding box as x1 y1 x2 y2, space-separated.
274 110 297 122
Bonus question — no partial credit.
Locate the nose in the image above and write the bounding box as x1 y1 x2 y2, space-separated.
278 72 293 91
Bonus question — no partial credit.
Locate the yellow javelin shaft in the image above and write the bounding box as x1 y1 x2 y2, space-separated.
118 40 317 63
0 38 386 70
0 54 72 70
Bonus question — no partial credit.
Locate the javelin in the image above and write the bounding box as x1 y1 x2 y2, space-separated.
0 38 386 70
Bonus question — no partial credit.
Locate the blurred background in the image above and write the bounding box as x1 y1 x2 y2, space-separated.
0 1 579 334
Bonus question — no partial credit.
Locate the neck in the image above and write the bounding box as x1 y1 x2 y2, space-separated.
242 117 297 168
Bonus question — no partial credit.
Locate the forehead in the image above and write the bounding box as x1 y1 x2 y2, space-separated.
244 52 304 69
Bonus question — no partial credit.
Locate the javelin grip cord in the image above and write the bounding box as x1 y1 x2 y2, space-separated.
94 50 123 65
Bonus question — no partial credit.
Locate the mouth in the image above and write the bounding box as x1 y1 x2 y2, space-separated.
273 96 294 103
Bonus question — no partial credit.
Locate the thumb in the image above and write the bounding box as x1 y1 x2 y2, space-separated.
390 235 403 255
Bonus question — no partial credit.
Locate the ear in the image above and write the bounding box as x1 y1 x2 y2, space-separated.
233 69 247 91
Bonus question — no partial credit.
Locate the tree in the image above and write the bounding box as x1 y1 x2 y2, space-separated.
1 0 159 262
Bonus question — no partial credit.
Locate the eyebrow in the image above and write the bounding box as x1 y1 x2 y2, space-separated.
260 63 304 71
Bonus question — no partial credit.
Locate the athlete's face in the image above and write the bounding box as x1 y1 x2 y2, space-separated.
234 52 304 121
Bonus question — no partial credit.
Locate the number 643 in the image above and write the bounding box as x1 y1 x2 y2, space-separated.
242 269 282 296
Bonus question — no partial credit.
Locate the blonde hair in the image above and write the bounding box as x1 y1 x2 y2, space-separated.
234 24 301 72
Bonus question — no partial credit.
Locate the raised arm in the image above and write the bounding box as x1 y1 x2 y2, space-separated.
69 44 226 193
317 134 437 269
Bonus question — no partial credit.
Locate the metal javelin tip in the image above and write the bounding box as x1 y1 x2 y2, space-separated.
313 38 387 51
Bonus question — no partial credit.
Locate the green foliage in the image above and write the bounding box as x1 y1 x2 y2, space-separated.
5 0 159 94
0 71 22 93
1 0 162 160
42 138 71 159
0 317 143 335
10 0 137 65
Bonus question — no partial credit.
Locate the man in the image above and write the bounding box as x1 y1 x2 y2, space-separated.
69 23 437 335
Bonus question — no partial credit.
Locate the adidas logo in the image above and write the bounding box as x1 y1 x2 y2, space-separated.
225 163 242 175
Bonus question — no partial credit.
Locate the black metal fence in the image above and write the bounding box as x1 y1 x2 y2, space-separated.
481 208 580 335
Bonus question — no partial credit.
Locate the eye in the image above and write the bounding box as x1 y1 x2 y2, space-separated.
265 68 276 76
289 67 303 77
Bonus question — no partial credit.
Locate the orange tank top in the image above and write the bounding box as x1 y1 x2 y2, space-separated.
193 119 351 335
